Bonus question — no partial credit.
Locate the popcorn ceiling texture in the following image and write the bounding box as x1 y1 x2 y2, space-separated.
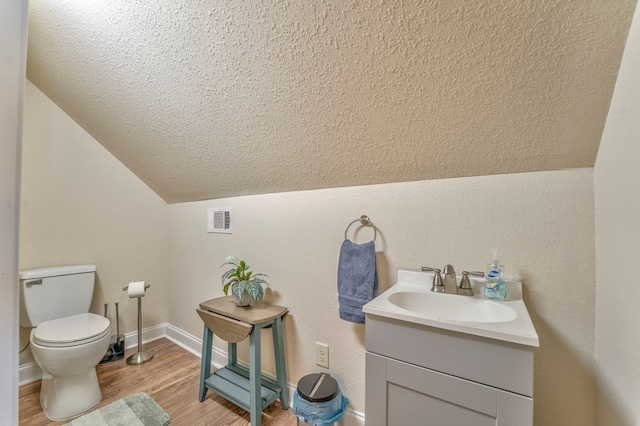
28 0 635 203
26 0 636 203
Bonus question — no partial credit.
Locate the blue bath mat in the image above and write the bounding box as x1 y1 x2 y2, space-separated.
63 392 170 426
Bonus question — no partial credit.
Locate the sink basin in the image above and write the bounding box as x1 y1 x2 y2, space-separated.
362 270 539 346
388 291 517 323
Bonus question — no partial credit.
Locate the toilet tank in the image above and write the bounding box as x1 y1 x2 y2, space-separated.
19 265 97 328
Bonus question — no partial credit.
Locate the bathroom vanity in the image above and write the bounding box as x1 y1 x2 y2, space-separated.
363 270 539 426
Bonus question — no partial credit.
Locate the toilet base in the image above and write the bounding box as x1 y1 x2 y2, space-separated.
39 367 102 421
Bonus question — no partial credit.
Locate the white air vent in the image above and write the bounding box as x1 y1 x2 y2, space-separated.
207 207 232 233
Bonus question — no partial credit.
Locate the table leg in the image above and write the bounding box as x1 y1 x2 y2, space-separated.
199 325 213 401
249 326 262 426
272 315 289 409
228 341 237 366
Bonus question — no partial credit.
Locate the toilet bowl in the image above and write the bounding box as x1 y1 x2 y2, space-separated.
30 312 111 421
20 265 113 420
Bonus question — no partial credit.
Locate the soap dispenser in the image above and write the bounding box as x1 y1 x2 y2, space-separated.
484 249 507 301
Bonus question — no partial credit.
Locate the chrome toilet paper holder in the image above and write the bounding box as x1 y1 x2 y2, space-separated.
122 283 154 365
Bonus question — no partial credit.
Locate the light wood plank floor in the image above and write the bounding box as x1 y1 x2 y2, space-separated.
19 338 297 425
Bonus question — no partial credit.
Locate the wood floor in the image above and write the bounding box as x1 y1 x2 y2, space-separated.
19 338 297 426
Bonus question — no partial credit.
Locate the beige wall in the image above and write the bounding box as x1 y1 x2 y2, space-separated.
20 72 601 426
20 77 600 424
19 81 170 364
594 3 640 425
168 168 596 424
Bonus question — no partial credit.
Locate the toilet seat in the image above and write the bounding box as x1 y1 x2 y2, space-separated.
32 313 111 348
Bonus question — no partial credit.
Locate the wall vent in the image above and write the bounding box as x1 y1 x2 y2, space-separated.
207 207 232 233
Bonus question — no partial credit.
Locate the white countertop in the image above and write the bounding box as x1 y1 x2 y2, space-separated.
363 269 539 347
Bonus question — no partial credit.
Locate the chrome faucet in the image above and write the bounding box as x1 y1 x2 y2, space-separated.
443 264 457 294
421 265 484 296
421 264 457 294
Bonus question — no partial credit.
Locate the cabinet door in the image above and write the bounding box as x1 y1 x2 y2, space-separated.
386 357 497 426
366 353 533 426
366 352 498 425
497 391 533 426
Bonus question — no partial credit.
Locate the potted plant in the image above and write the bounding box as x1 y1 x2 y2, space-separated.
221 256 269 306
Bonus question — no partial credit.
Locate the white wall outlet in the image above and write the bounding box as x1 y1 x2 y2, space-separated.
316 342 329 368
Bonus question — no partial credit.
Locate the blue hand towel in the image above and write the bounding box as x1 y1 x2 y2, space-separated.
337 239 378 324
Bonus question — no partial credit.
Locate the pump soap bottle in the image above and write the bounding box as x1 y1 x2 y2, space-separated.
484 249 507 301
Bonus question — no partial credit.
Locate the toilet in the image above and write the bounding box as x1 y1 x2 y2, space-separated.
20 265 111 421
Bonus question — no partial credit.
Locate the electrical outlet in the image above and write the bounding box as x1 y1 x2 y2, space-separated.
316 342 329 368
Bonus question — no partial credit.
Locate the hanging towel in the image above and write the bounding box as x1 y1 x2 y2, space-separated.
337 239 378 324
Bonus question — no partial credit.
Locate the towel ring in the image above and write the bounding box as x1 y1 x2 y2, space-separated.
344 215 377 242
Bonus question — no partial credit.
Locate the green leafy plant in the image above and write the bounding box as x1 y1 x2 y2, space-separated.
221 256 269 301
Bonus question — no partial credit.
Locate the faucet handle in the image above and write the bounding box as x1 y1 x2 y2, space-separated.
421 266 445 293
458 271 484 296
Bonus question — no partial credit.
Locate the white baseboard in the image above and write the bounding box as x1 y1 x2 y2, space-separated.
20 322 365 426
19 362 41 387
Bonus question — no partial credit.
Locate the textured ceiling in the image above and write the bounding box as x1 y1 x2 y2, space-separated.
26 0 637 203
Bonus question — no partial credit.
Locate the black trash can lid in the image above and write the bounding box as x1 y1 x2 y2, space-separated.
297 373 339 403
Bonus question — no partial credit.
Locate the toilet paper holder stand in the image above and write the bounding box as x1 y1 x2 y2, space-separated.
122 283 154 365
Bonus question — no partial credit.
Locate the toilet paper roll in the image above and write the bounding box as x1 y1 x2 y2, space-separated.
127 281 146 298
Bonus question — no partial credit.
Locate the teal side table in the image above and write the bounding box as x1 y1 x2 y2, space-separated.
197 296 289 426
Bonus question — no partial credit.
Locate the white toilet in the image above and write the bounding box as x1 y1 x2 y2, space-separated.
20 265 111 421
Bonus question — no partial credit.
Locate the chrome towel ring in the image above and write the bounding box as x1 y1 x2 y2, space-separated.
344 215 377 242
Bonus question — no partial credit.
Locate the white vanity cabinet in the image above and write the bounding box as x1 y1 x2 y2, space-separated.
362 270 539 426
365 315 535 426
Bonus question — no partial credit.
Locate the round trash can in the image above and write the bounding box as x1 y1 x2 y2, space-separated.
293 373 348 426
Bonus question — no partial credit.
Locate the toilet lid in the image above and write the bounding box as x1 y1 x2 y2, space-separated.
32 313 111 348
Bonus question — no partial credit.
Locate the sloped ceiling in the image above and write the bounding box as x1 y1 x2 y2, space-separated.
26 0 637 204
